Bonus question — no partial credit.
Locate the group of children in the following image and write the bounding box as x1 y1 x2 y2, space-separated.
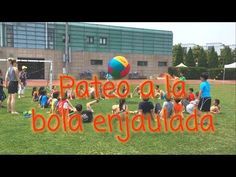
157 87 220 118
29 73 220 124
1 68 222 124
110 76 221 122
31 85 99 122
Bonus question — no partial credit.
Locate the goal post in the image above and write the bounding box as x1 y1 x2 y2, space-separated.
0 58 53 90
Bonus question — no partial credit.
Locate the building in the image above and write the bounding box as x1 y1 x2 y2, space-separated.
204 43 236 55
204 43 225 55
0 22 173 79
181 43 197 53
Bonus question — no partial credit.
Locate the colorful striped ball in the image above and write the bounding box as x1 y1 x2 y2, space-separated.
108 56 130 79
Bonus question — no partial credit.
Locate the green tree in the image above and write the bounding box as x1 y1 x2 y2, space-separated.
172 44 183 66
198 47 207 67
220 46 233 66
185 48 195 66
192 45 201 59
233 48 236 62
192 45 201 65
208 47 219 68
183 47 187 65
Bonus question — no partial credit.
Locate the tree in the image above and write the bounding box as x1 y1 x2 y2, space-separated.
192 45 201 58
183 47 187 65
185 48 195 66
198 47 207 67
207 47 219 68
173 44 183 66
233 48 236 62
220 46 233 66
192 45 201 66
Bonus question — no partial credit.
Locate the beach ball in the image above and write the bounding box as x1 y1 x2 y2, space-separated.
23 111 32 118
23 111 28 116
108 56 130 79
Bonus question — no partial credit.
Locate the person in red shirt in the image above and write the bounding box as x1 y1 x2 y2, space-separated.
188 88 195 102
173 98 184 118
57 94 76 116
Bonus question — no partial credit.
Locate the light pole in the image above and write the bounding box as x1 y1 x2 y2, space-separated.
65 22 69 75
62 22 69 75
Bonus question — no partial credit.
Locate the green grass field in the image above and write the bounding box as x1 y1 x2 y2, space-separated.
0 84 235 154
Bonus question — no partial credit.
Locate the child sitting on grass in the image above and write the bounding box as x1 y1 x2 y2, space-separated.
210 99 221 114
32 87 39 102
131 85 141 99
154 85 165 99
186 92 199 114
160 95 173 119
88 84 95 99
112 98 129 115
50 85 58 97
57 93 76 115
38 86 45 100
111 92 138 116
48 86 59 106
173 97 184 118
188 88 195 102
49 91 59 114
78 85 86 97
65 85 75 100
154 101 162 115
39 90 49 109
72 99 99 123
138 94 155 120
180 88 192 110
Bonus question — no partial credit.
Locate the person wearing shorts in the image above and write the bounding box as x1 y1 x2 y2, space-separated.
5 58 21 114
197 72 211 119
73 99 99 123
18 65 27 98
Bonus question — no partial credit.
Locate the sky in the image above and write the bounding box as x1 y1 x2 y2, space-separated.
88 22 236 46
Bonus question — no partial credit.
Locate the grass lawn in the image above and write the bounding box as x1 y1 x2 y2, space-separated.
0 83 235 154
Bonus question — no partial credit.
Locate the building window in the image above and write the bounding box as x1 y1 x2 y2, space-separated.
99 37 107 45
158 61 167 67
183 47 187 53
6 25 14 47
137 61 148 66
47 28 54 49
91 59 103 65
208 46 214 51
86 36 94 44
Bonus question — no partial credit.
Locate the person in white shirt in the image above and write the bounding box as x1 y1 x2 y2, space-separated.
186 92 199 114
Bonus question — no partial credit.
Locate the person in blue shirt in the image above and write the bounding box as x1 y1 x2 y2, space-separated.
40 90 49 109
197 72 211 114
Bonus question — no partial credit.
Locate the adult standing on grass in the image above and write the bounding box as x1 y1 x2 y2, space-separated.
197 72 211 124
176 72 187 95
179 72 186 82
5 58 21 114
18 65 27 99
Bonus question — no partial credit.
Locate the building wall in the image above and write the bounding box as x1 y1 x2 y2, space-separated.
54 22 173 56
68 51 171 79
1 22 173 55
0 47 171 80
0 22 173 80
